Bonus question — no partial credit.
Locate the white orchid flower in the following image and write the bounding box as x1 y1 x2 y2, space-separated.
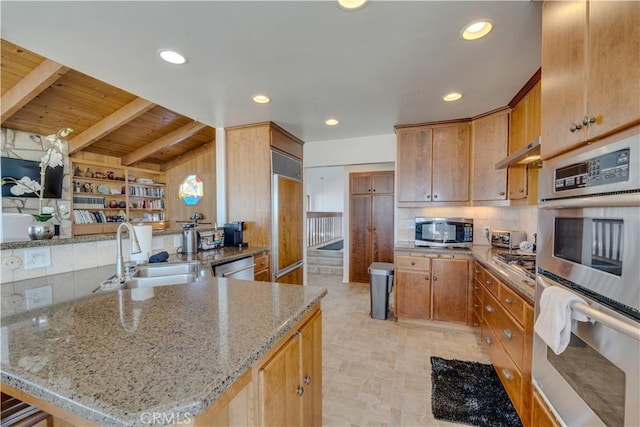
9 176 41 195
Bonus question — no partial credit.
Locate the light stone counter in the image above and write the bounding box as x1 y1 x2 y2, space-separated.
1 278 327 426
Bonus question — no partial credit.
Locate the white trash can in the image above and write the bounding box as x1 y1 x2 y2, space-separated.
368 262 394 320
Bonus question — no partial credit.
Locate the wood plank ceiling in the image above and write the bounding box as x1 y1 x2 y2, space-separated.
0 39 215 171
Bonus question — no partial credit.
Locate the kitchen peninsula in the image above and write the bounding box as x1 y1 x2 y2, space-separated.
1 278 326 426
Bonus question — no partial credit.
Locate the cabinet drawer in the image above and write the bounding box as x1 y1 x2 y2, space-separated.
395 256 430 272
483 270 500 298
473 262 484 283
255 252 270 272
499 283 526 325
472 308 482 327
481 321 523 413
473 292 483 320
484 291 525 368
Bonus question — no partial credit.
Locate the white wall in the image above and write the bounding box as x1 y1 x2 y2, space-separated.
305 166 344 212
304 134 396 167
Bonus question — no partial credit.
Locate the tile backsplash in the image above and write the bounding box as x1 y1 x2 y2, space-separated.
397 205 538 246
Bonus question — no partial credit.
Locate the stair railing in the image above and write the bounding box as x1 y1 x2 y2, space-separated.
307 212 343 247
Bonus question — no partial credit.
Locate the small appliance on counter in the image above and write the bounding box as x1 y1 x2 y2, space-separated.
490 229 527 249
414 217 473 248
180 223 200 254
224 221 248 248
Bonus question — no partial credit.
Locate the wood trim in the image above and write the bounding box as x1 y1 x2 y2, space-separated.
161 141 215 171
225 121 305 145
0 59 68 122
69 98 156 153
508 68 542 108
394 118 471 133
471 106 511 121
122 121 207 165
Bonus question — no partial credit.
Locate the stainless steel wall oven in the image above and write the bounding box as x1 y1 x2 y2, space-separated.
534 131 640 426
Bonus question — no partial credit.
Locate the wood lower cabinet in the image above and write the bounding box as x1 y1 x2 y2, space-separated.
532 388 561 427
396 122 470 206
254 251 271 282
541 0 640 159
276 264 304 285
475 262 533 426
349 171 394 283
258 310 322 426
394 252 470 324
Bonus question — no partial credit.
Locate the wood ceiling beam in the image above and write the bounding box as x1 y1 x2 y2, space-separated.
69 98 156 153
122 121 208 166
161 141 215 172
0 59 68 123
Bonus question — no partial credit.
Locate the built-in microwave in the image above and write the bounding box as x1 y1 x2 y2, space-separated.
414 217 473 248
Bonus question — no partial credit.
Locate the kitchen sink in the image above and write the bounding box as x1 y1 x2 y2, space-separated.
124 273 197 289
132 262 200 277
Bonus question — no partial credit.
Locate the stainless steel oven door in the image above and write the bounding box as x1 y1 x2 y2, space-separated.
533 275 640 427
537 205 640 319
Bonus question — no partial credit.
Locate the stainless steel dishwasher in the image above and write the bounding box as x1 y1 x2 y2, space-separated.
212 256 255 279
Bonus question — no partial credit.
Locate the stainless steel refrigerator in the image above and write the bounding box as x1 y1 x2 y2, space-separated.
271 150 304 284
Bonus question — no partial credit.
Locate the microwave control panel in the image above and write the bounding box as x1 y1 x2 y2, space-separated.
554 148 630 192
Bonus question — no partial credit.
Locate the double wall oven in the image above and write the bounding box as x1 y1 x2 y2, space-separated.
534 131 640 427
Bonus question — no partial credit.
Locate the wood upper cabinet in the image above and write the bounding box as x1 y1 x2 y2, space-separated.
396 122 470 205
349 172 394 283
431 257 469 324
542 1 640 160
471 110 509 201
394 253 470 324
509 80 540 202
258 310 322 427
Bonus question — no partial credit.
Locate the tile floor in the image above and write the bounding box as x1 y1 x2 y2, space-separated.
309 273 491 427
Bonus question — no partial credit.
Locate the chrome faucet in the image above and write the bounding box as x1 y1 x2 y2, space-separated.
116 223 142 283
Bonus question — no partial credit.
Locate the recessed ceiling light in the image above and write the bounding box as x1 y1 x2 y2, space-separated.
443 93 463 102
158 49 187 65
252 95 271 104
325 119 339 126
462 20 493 40
337 0 367 10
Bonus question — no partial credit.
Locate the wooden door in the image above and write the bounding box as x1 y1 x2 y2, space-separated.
300 312 322 427
587 1 640 141
431 124 470 202
371 194 394 264
509 99 527 200
471 111 508 201
259 333 301 426
396 128 432 203
349 194 373 283
395 269 431 319
431 258 469 323
276 175 303 273
275 264 304 285
541 0 587 159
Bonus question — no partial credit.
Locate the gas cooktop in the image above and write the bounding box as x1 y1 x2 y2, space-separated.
493 252 537 281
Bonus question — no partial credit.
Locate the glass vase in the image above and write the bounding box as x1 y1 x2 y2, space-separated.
28 221 55 240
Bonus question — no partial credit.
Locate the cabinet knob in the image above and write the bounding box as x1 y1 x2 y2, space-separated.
411 261 415 265
502 369 513 381
304 375 311 385
519 188 525 193
485 305 494 313
498 192 506 196
296 386 304 396
424 275 430 281
432 275 437 282
474 304 480 308
582 116 596 126
504 298 513 305
474 286 480 291
426 195 431 200
569 122 582 132
484 336 492 345
485 280 493 285
372 188 376 192
503 329 513 340
433 194 438 199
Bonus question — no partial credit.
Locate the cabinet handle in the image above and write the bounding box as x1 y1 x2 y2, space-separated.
570 122 582 132
424 275 430 281
426 195 431 200
502 369 513 381
411 261 415 266
296 386 304 396
519 188 525 193
304 375 311 385
432 275 437 282
474 286 480 291
485 280 493 286
372 188 376 192
498 191 506 196
484 336 492 345
474 304 480 308
503 329 513 340
582 116 596 126
485 305 494 313
504 298 513 305
433 194 438 199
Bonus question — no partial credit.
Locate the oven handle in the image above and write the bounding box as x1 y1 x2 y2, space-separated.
537 275 640 342
539 193 640 209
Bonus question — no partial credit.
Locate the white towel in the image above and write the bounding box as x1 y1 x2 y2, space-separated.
534 286 590 355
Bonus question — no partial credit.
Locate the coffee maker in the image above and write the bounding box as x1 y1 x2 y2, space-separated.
224 221 248 248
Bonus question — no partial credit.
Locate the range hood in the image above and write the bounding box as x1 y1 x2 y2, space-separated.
495 136 541 169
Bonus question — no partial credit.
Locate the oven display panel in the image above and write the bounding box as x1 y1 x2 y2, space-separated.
554 148 630 191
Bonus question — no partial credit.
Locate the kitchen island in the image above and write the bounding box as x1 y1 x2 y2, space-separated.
1 277 326 426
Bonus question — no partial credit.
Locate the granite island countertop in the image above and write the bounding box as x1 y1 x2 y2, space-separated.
1 278 326 426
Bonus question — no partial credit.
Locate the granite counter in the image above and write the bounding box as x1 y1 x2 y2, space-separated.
1 277 326 426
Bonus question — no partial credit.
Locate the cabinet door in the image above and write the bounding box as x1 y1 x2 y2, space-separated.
300 312 322 427
258 333 302 426
397 128 432 203
587 1 640 141
350 174 372 195
395 269 431 319
541 0 588 159
431 258 469 323
371 194 394 264
371 172 394 194
472 111 508 201
432 124 470 202
275 264 304 285
350 195 372 283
